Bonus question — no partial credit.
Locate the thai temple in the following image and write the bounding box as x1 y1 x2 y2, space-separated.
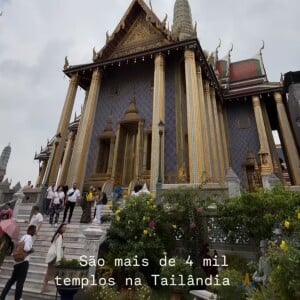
35 0 300 193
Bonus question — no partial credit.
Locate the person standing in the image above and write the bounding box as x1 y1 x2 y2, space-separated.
44 185 55 215
28 206 44 236
49 186 65 226
41 223 67 293
0 203 13 220
80 186 95 223
95 190 108 224
0 225 36 300
62 183 80 224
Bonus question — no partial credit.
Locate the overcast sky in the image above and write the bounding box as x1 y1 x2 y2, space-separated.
0 0 299 187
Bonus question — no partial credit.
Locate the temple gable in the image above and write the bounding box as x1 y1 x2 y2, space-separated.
110 14 171 59
95 0 173 61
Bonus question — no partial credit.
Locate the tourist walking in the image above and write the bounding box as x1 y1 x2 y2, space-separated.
62 183 80 224
0 225 36 300
41 223 67 293
49 185 65 226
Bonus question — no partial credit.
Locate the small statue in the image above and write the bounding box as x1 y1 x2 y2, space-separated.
252 240 271 285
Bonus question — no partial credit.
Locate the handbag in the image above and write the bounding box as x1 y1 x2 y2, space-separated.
45 242 57 264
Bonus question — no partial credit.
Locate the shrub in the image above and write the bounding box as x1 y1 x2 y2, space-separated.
217 187 300 243
211 268 247 300
104 194 171 287
160 257 193 294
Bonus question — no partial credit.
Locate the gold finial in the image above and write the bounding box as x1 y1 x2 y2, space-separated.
194 21 197 35
162 14 167 27
92 47 98 62
216 38 221 52
106 30 110 43
260 40 265 55
280 73 284 83
229 43 233 56
64 56 69 70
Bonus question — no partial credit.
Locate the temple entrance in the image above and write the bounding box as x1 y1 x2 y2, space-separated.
115 122 138 186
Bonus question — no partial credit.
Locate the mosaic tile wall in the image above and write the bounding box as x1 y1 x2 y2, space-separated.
226 100 260 187
85 56 179 179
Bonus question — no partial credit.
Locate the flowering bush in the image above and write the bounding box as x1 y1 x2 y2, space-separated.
85 285 120 300
104 193 172 287
161 187 213 266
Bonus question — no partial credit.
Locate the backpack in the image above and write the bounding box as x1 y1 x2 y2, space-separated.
12 240 27 262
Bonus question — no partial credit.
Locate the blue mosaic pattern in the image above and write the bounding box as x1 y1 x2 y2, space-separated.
85 56 182 179
165 59 177 174
226 100 260 187
85 61 154 178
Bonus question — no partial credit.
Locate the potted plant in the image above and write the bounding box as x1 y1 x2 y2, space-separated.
55 258 89 300
160 257 192 300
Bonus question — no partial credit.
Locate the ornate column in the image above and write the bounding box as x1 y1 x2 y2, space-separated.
42 140 59 186
48 74 79 186
211 88 225 181
261 101 282 179
142 132 148 171
274 92 300 185
217 101 230 170
111 124 121 182
204 81 218 181
150 53 165 192
183 49 205 183
252 96 273 186
107 137 115 174
174 63 187 181
135 121 144 180
36 161 47 187
67 69 102 190
57 131 75 185
195 61 209 181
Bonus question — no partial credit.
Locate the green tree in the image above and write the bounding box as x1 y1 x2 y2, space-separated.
217 187 300 243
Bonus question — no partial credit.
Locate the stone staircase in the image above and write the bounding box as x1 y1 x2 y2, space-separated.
0 201 112 300
283 171 292 186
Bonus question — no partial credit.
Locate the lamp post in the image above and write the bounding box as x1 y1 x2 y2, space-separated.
156 120 164 203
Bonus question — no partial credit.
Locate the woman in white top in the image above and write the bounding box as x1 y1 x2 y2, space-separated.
41 223 67 293
49 185 65 226
45 185 54 215
28 206 44 235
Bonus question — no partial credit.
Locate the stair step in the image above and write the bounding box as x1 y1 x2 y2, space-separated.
0 200 112 300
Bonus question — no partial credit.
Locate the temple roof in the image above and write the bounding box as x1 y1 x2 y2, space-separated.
215 47 282 98
216 57 266 83
93 0 173 62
